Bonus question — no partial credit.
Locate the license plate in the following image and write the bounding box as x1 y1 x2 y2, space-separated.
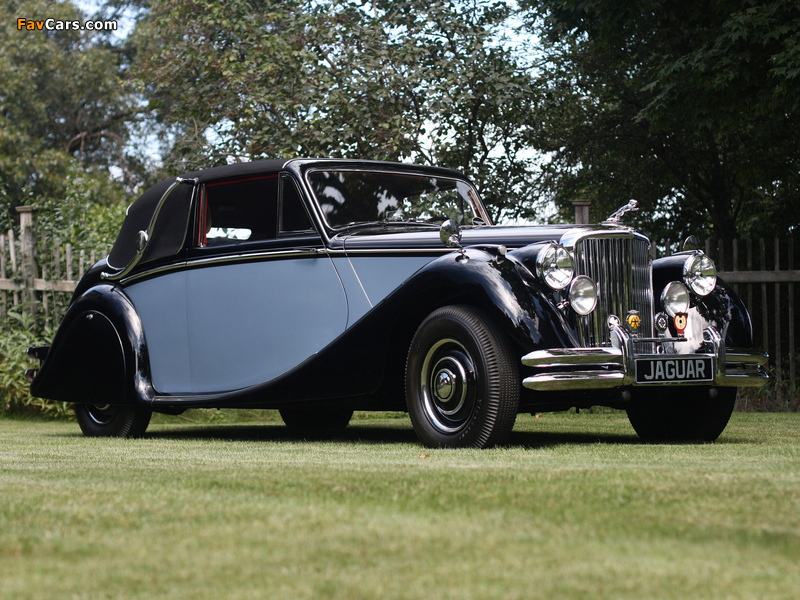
635 356 715 384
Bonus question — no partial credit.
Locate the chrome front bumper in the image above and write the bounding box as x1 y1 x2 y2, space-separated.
521 324 769 391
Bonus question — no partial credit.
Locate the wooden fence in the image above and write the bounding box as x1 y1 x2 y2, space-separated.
1 208 107 327
1 208 797 387
703 237 799 395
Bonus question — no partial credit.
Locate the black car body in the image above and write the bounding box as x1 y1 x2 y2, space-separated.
26 159 769 447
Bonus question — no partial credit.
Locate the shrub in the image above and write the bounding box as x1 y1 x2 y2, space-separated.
0 308 70 418
737 376 800 412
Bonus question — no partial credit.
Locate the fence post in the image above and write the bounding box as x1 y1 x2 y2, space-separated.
572 199 591 225
0 234 7 318
16 206 39 321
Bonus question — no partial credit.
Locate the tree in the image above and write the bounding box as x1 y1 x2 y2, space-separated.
131 0 542 221
0 0 138 230
376 0 544 220
520 0 800 245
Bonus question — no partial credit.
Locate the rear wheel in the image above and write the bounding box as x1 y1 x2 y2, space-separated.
626 387 736 442
74 403 152 438
405 305 519 448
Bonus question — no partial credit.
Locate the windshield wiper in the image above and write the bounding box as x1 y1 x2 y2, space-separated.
335 220 441 233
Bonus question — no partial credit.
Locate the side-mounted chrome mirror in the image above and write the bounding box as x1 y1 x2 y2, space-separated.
439 219 463 249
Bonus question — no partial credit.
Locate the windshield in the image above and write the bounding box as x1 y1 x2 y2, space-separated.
306 170 487 229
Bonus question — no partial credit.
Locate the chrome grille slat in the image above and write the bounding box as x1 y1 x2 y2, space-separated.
573 235 653 347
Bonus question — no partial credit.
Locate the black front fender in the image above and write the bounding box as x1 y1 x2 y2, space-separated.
389 247 577 356
653 252 754 349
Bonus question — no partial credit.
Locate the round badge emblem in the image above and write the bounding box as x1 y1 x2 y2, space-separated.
674 313 688 335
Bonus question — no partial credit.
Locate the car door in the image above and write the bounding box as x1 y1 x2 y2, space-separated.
183 173 348 394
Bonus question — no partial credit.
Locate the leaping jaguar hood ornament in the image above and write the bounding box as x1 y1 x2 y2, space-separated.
604 199 639 224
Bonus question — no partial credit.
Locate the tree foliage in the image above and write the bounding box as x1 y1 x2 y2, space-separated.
132 0 542 221
521 0 800 244
0 0 138 230
4 0 800 241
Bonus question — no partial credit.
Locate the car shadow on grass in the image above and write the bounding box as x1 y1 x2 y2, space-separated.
53 421 749 447
144 423 421 445
141 423 647 448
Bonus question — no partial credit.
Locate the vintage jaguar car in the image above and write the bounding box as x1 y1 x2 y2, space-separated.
25 159 769 447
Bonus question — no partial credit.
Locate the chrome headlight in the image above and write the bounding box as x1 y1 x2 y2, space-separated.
536 243 574 290
568 275 597 315
661 281 690 316
683 253 717 296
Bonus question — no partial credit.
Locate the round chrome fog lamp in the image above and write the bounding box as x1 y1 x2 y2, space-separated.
569 275 598 315
661 281 690 316
536 243 574 290
683 253 717 296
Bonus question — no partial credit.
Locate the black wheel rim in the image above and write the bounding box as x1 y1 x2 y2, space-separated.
420 338 477 433
85 404 118 426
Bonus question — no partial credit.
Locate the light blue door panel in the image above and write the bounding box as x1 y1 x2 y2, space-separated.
347 256 434 307
330 256 373 326
185 257 347 393
125 272 191 394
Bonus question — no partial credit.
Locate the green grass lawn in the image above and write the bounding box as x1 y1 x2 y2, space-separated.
1 411 799 599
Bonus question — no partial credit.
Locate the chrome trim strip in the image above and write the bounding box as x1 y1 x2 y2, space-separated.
331 247 452 256
119 246 458 286
725 349 770 365
524 371 626 389
522 347 623 367
186 249 324 269
559 225 637 250
120 248 325 285
522 323 769 391
119 262 184 285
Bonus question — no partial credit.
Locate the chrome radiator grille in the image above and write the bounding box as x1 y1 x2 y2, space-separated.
573 235 654 347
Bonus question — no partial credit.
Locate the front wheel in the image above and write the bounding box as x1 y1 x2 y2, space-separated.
405 305 519 449
74 403 152 438
626 387 737 442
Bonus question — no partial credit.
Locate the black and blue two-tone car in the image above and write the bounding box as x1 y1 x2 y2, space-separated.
25 159 769 447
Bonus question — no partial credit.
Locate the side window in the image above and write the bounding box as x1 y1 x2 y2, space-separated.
199 175 278 247
279 177 315 235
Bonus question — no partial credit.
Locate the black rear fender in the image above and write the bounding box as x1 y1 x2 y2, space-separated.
30 284 150 405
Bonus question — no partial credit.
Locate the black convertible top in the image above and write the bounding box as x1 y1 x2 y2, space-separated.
106 158 469 270
180 159 290 184
107 160 290 269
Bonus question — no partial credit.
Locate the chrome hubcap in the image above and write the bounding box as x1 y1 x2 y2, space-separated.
435 369 456 402
420 338 476 433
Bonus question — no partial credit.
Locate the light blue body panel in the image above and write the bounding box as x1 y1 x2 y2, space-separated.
345 255 434 307
126 255 348 395
185 257 347 393
125 272 191 394
330 257 373 326
125 252 432 395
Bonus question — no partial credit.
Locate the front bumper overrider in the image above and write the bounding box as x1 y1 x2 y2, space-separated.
521 323 769 391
